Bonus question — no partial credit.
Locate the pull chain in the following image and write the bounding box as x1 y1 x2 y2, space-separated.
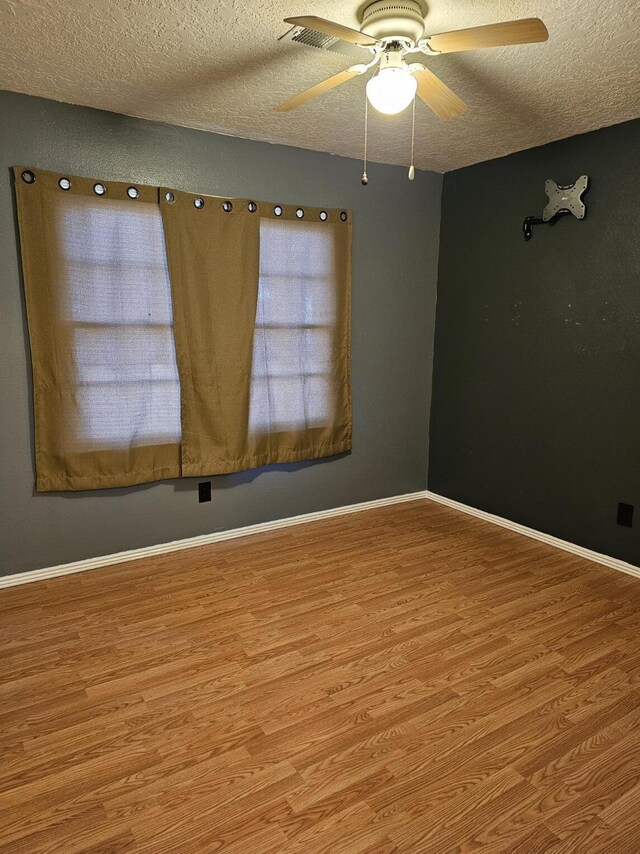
408 96 416 181
361 95 369 186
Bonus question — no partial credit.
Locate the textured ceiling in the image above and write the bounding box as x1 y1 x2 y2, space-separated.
1 0 639 172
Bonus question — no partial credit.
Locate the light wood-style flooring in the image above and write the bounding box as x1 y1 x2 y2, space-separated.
2 499 640 852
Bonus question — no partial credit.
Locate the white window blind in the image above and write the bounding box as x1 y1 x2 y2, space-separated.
249 218 337 434
58 196 181 451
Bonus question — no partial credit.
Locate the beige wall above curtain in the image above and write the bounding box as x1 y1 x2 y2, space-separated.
14 167 352 491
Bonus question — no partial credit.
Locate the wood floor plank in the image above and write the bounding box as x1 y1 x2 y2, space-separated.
2 499 640 851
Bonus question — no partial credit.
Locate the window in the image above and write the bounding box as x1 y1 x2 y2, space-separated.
249 218 337 434
15 167 351 491
57 196 181 451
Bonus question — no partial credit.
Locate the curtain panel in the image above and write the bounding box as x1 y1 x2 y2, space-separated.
14 167 352 491
14 167 181 491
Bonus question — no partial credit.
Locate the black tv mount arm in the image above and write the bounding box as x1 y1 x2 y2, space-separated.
523 176 590 241
523 211 569 241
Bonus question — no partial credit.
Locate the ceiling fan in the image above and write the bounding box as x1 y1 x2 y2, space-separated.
275 1 548 119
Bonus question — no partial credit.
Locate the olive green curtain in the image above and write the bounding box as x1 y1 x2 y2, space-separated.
161 189 352 476
13 167 181 491
14 166 352 491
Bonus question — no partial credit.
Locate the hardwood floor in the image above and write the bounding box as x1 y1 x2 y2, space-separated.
2 499 640 852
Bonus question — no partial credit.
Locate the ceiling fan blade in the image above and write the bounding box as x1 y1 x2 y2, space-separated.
427 18 548 53
284 16 379 47
412 66 468 122
276 67 364 112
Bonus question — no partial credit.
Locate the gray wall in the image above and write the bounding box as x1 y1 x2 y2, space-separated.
0 90 442 576
430 119 640 565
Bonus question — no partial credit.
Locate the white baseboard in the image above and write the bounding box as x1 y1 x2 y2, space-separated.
2 489 637 590
425 490 640 580
0 491 428 589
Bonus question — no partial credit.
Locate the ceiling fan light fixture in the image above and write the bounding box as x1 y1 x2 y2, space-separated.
366 66 417 115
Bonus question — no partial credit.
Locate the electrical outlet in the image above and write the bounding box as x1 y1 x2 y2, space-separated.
198 481 211 503
617 502 634 528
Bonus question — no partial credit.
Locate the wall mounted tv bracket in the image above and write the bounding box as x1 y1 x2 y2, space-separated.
523 175 590 241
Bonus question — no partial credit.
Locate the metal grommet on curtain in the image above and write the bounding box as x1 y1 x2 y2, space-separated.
21 170 35 184
58 177 71 191
319 211 328 221
194 197 205 209
248 201 257 213
296 208 304 219
274 205 283 217
340 211 348 222
164 191 175 203
93 183 106 196
127 186 139 199
222 201 233 212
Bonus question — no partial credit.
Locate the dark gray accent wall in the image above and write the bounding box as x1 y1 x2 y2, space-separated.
0 90 442 576
430 119 640 565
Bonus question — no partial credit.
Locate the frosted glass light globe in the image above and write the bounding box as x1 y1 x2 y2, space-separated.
366 67 417 115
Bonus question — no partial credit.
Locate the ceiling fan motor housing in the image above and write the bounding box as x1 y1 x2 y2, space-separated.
358 0 428 42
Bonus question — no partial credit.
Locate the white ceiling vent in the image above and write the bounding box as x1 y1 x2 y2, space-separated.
279 25 367 60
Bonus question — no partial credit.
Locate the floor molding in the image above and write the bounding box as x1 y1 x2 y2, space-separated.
3 489 637 590
0 491 428 589
426 490 640 580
